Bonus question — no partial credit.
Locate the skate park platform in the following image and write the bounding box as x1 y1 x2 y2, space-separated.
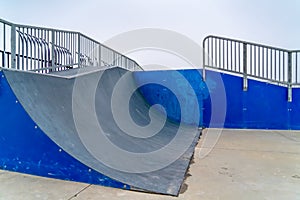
0 19 300 198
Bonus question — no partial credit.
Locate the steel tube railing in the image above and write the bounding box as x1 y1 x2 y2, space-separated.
203 35 300 102
0 18 143 73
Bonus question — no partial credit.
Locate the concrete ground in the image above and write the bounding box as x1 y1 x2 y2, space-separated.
0 129 299 200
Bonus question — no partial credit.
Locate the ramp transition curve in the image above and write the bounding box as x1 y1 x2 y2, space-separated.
1 67 201 196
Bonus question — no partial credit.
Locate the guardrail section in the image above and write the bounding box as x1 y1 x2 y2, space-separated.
203 35 300 102
0 19 142 73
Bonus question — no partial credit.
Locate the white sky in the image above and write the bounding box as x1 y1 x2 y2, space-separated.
1 0 300 69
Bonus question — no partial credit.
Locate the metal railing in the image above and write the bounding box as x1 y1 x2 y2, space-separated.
0 18 143 73
203 35 300 102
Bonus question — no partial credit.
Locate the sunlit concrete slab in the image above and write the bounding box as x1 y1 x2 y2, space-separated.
0 170 88 200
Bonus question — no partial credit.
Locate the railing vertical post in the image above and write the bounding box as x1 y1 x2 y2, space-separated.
3 23 6 68
11 24 16 69
288 52 292 102
202 40 206 81
243 43 248 91
99 44 101 67
51 30 55 70
78 33 81 68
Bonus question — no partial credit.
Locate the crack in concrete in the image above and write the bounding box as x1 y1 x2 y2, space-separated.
67 184 92 200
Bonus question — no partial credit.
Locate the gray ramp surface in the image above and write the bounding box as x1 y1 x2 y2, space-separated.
3 67 201 196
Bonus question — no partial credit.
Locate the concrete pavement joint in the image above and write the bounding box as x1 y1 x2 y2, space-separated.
197 146 300 155
68 184 92 200
273 131 300 142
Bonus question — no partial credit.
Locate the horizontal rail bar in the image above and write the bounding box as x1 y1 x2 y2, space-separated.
204 35 291 52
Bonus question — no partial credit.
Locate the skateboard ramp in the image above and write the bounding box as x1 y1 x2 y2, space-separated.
2 67 201 196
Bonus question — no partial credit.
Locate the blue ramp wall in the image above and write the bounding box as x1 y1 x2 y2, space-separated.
0 71 128 189
134 69 300 130
134 69 206 126
203 70 300 129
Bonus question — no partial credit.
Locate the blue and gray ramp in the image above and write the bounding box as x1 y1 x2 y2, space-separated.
0 67 201 196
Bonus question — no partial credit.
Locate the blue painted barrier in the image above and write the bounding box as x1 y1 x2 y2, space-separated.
204 70 298 129
0 71 128 189
134 69 300 130
134 69 205 126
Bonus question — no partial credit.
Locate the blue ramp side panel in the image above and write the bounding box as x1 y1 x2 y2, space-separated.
0 71 128 189
287 88 300 130
204 70 299 129
133 69 205 126
244 79 288 129
135 69 300 130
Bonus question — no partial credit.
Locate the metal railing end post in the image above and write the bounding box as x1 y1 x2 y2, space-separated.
51 30 55 71
288 52 292 102
11 24 16 69
78 33 81 68
288 85 292 102
243 43 248 91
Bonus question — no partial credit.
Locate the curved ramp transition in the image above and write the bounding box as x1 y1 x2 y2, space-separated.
2 67 201 196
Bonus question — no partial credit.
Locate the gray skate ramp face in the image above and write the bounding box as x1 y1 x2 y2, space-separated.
3 67 201 196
